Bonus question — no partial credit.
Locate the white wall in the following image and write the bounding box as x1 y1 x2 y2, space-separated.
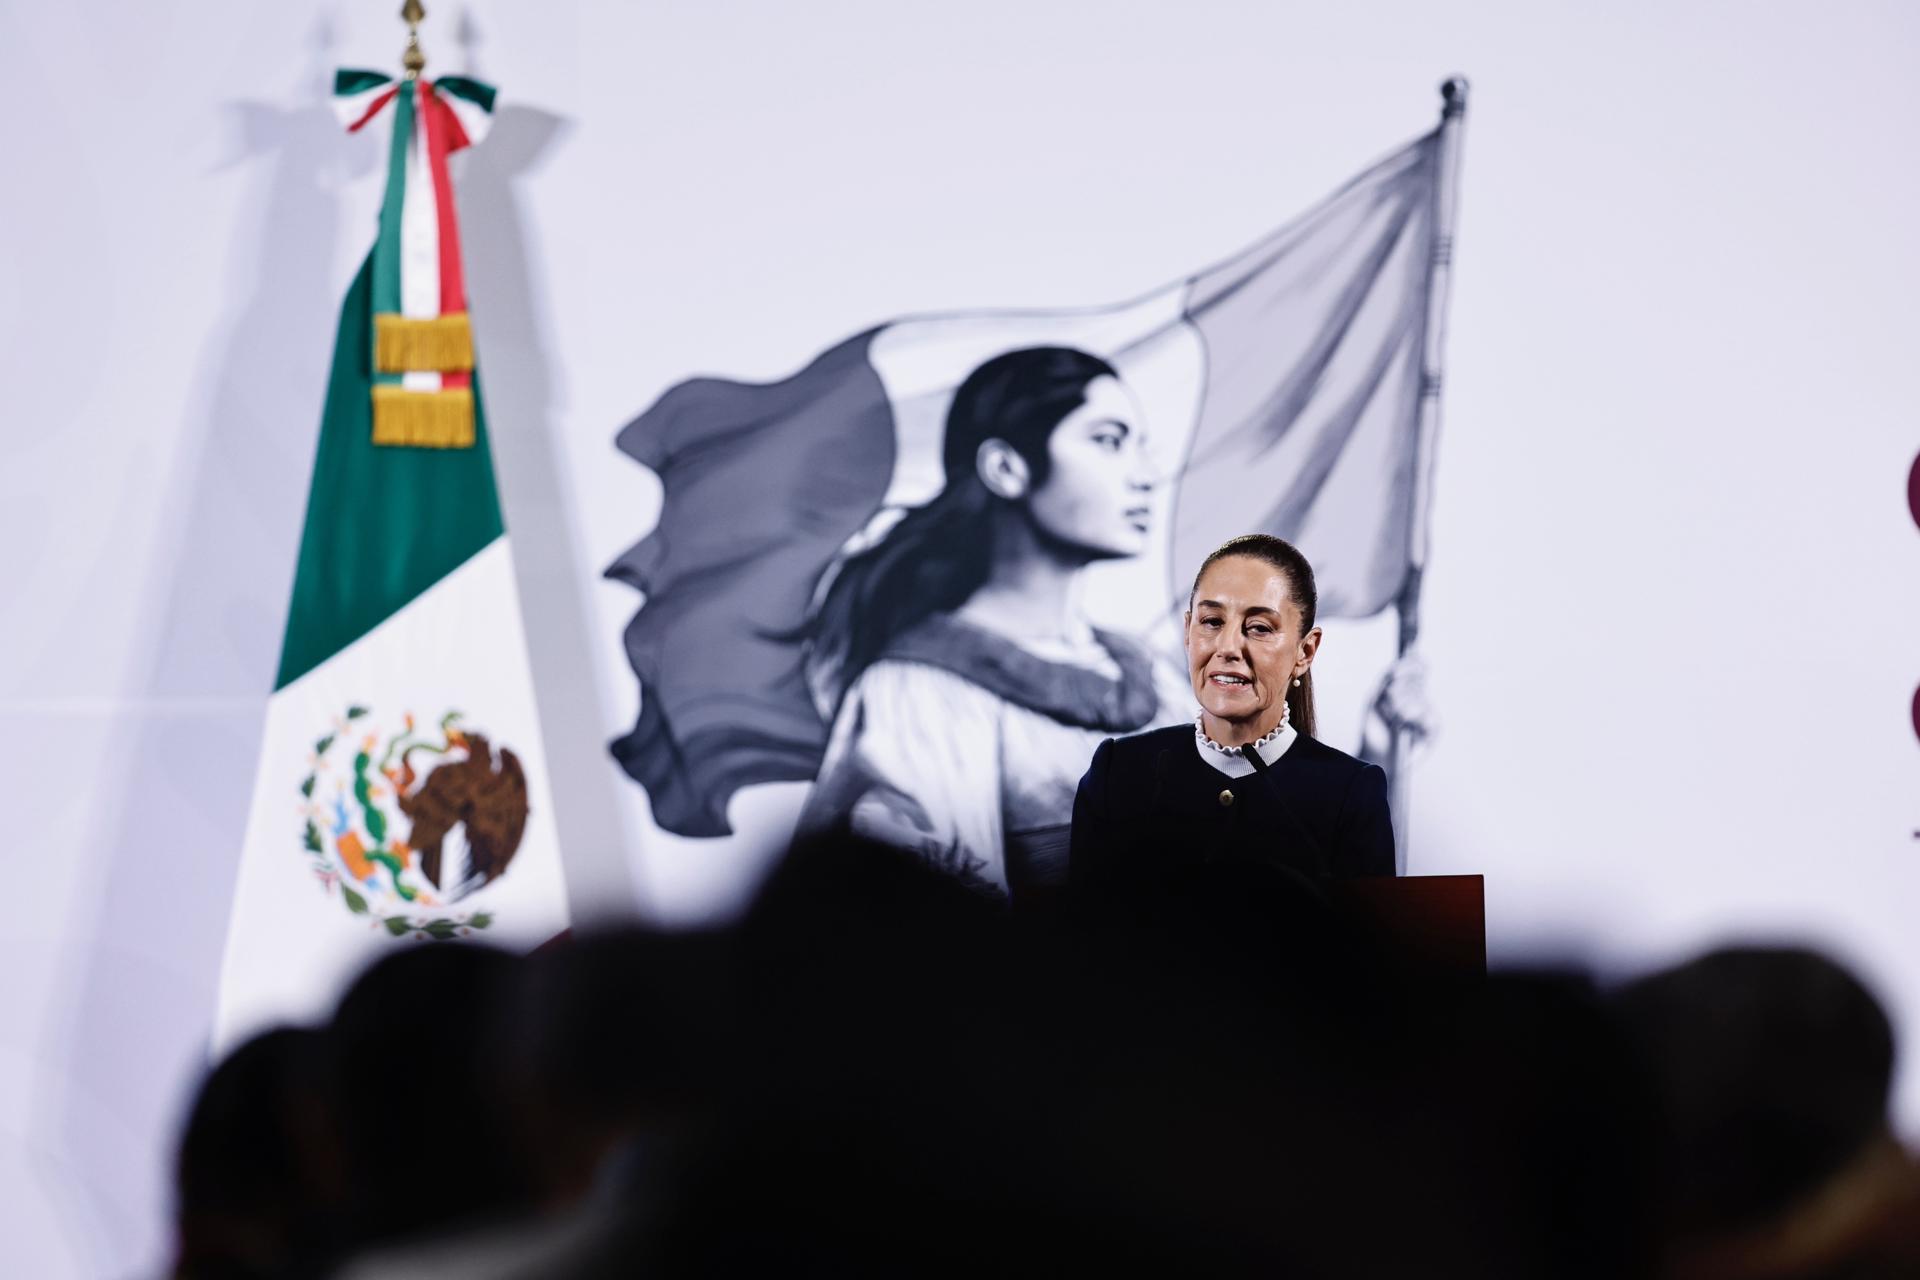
3 2 1917 1272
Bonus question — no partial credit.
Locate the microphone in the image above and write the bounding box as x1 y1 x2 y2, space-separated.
1239 741 1330 877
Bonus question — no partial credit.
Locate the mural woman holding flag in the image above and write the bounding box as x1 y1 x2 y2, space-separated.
792 346 1193 898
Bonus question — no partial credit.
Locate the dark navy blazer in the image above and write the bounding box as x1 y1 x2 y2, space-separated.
1068 724 1395 898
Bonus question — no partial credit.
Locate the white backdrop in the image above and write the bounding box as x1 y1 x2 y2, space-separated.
3 2 1918 1273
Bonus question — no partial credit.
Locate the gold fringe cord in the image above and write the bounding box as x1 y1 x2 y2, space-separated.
371 385 475 448
374 312 474 373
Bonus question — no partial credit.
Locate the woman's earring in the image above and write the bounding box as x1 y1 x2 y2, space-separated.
1292 677 1302 687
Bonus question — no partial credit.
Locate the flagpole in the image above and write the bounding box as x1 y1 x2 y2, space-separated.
1387 76 1469 873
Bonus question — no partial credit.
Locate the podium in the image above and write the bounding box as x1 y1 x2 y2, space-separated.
1329 874 1485 976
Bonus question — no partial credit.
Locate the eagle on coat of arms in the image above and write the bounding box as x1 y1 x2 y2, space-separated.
299 707 528 938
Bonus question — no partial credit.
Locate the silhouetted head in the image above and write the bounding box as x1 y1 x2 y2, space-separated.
1613 945 1896 1236
326 943 528 1253
492 927 736 1208
173 1025 340 1278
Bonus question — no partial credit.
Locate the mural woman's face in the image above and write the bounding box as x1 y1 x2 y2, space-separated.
1023 375 1154 559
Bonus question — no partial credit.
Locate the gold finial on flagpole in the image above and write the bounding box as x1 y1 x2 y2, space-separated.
401 0 427 78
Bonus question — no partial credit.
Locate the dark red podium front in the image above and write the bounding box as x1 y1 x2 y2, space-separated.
1331 874 1486 976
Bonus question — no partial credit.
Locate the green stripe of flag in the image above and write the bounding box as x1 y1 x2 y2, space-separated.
371 83 413 318
274 254 505 689
434 75 497 113
334 67 393 96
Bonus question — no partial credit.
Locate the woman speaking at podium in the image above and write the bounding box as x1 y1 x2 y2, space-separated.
1069 534 1396 900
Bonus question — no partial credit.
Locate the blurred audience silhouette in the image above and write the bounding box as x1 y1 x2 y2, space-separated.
1614 946 1920 1280
170 834 1920 1279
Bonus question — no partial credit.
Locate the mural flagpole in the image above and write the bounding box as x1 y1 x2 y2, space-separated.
1387 76 1469 872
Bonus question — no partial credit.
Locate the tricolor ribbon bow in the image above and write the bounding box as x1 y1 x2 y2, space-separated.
333 69 496 448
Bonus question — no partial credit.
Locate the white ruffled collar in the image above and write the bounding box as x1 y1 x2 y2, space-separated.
1193 705 1297 777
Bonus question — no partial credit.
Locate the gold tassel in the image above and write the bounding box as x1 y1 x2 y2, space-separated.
371 385 475 449
374 312 474 373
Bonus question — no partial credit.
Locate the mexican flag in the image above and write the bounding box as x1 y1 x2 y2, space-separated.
215 70 568 1048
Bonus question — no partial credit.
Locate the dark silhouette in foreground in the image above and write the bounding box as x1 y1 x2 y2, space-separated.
170 837 1919 1278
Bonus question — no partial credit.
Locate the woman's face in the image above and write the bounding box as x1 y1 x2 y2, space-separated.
1023 375 1154 559
1184 555 1319 740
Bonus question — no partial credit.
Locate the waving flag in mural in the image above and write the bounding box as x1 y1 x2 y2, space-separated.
217 66 569 1047
609 84 1467 887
